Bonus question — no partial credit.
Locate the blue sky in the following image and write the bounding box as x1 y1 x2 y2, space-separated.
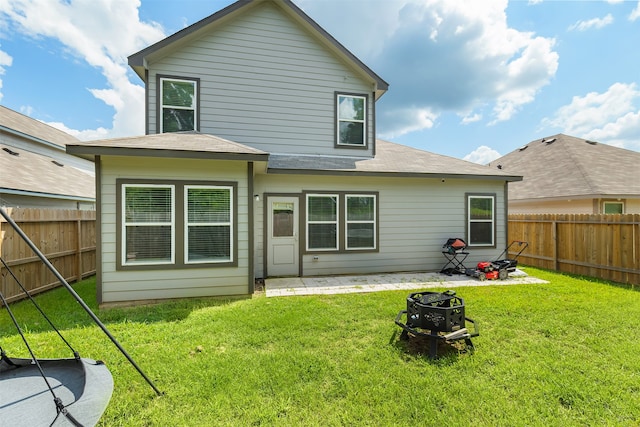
0 0 639 163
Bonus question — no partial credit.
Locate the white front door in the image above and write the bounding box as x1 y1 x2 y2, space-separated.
266 196 299 277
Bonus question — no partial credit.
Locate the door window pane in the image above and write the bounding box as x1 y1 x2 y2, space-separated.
273 202 294 237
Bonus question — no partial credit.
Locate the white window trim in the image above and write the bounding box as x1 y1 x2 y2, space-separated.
345 194 377 250
184 185 234 264
306 194 339 251
467 195 495 247
160 77 197 133
122 184 175 266
336 94 367 147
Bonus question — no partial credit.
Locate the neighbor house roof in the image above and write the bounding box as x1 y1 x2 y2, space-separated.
0 105 79 148
66 132 269 162
269 139 523 181
0 144 95 201
488 134 640 201
128 0 388 99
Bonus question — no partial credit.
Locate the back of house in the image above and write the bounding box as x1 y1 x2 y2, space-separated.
68 0 520 305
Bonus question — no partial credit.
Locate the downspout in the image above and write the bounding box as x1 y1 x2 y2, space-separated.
248 162 255 294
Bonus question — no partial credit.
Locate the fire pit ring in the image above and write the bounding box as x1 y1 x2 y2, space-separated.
395 290 479 358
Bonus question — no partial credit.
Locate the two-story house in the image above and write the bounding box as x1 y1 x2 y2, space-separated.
67 0 521 305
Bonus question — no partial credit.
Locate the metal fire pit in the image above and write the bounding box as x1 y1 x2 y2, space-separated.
395 290 479 359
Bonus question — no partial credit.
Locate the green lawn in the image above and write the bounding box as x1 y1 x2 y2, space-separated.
1 268 639 426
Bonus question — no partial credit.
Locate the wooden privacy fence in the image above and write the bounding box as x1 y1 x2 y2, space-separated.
508 214 640 285
0 208 96 303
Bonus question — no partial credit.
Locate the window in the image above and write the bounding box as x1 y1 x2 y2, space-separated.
603 201 624 214
123 184 175 265
346 195 376 250
307 194 338 250
336 93 366 147
305 192 378 252
160 77 198 133
119 180 236 269
467 194 495 246
185 186 233 263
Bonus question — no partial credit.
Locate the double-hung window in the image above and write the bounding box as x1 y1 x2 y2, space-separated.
307 194 338 251
306 192 378 252
123 184 175 265
119 180 235 269
185 186 233 263
467 194 495 246
336 93 366 147
160 76 198 133
346 195 376 250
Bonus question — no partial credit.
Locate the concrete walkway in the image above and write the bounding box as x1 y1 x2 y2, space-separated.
265 270 548 297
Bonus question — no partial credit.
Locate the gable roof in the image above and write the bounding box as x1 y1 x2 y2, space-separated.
0 105 79 148
128 0 388 99
66 132 269 162
489 134 640 201
269 139 522 181
0 144 95 201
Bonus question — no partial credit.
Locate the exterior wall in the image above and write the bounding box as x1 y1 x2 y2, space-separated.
510 198 640 214
146 1 374 157
99 156 250 303
254 174 508 278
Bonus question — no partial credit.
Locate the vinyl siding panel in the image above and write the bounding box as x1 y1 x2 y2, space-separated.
147 1 374 157
254 174 507 278
99 156 250 303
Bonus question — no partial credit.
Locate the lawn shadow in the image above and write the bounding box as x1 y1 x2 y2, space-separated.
1 277 250 336
389 329 473 364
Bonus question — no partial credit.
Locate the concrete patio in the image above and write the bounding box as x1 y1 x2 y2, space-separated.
265 269 548 297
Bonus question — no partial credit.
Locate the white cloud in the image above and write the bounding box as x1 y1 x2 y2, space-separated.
0 47 13 101
541 82 640 151
1 0 165 140
568 14 614 32
378 107 438 139
630 2 640 21
302 0 559 138
463 145 502 164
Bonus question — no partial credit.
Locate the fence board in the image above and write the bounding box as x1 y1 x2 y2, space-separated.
1 208 96 303
509 214 640 286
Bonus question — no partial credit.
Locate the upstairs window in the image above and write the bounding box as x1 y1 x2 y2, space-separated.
467 194 495 247
160 77 198 133
336 93 366 147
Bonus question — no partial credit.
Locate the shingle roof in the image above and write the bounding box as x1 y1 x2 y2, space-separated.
66 132 269 161
0 144 95 200
488 134 640 200
269 139 522 181
0 105 79 148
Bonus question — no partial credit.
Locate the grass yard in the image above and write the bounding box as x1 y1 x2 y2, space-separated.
1 267 639 426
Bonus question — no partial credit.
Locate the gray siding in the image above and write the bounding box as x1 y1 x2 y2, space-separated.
254 174 507 278
147 1 374 157
99 157 250 303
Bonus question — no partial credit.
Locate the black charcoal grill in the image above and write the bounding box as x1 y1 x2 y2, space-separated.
395 290 479 358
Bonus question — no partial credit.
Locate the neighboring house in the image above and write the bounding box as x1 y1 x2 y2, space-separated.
488 134 640 214
67 0 521 305
0 106 95 209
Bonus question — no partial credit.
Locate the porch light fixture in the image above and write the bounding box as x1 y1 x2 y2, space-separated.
254 194 260 202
